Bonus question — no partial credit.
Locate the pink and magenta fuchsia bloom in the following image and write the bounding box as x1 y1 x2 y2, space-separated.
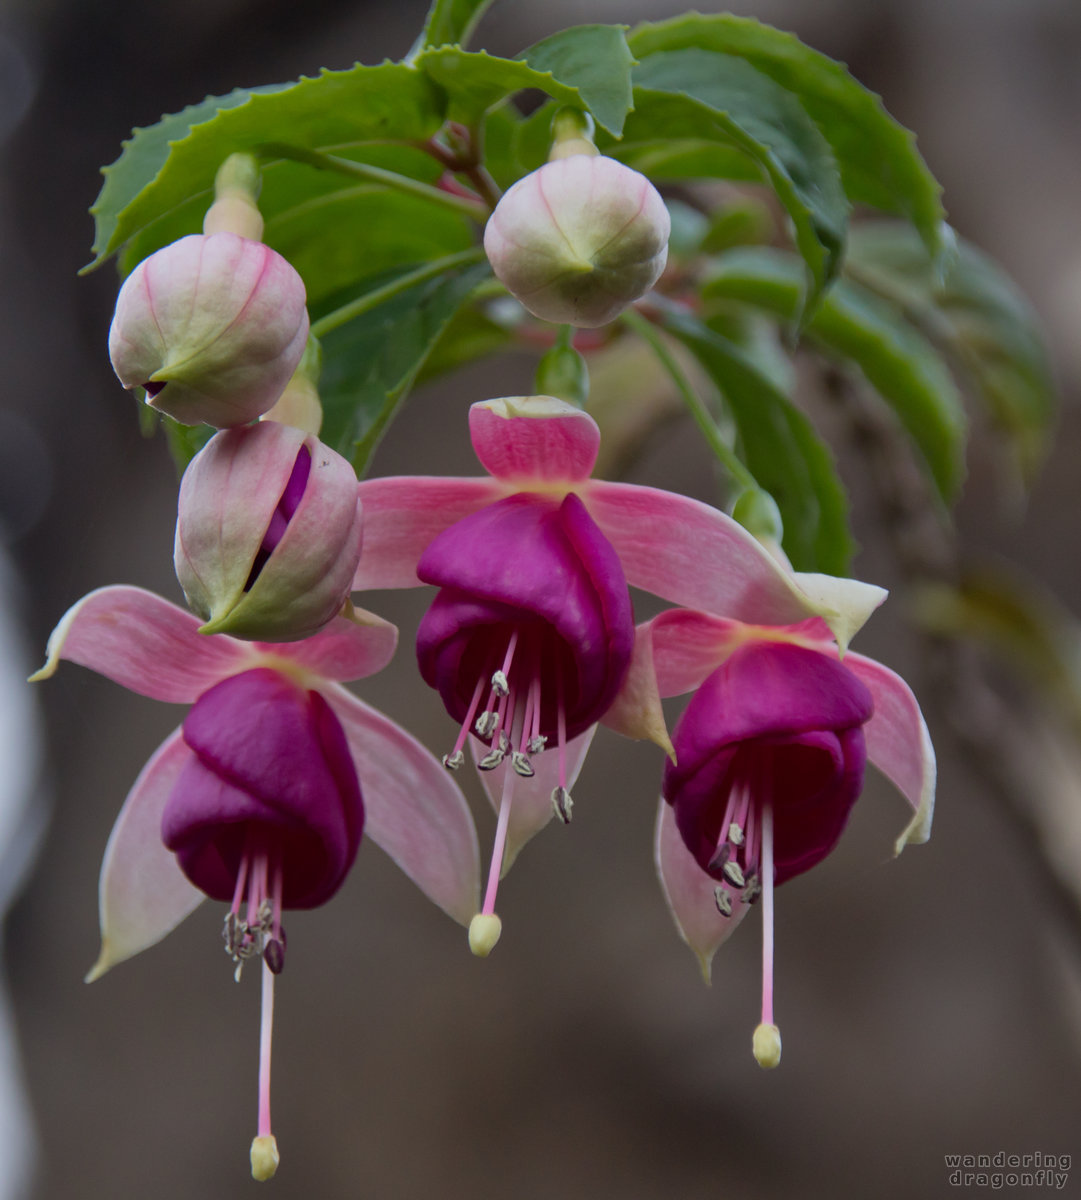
639 607 936 1068
31 586 479 1178
354 394 891 953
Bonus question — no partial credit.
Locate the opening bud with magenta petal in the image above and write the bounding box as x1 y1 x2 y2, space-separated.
175 420 362 642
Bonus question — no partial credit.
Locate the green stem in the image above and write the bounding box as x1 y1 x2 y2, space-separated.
257 142 490 223
621 308 758 492
310 248 488 339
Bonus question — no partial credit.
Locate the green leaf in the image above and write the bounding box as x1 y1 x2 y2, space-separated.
845 223 1056 482
118 147 475 304
661 309 854 573
418 24 634 136
627 51 849 316
418 0 496 50
703 246 966 500
88 63 447 268
627 14 946 261
417 304 513 382
319 260 491 474
520 25 634 138
161 415 215 477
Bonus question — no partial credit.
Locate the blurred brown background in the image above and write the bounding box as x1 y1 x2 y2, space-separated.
2 1 1081 1197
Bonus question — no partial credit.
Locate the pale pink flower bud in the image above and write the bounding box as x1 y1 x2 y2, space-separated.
108 233 309 428
483 155 670 328
175 421 362 641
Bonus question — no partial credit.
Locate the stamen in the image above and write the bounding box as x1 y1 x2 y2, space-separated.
477 746 505 770
528 735 547 755
475 710 498 738
491 670 509 697
511 751 534 777
722 860 746 889
714 885 733 917
551 786 573 823
708 843 730 873
728 822 744 846
448 675 487 767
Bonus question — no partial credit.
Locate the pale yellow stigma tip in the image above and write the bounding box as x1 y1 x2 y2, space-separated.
250 1135 280 1181
468 913 502 957
753 1022 782 1069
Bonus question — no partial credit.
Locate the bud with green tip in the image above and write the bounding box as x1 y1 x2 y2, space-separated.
483 155 670 328
175 421 362 642
109 233 309 428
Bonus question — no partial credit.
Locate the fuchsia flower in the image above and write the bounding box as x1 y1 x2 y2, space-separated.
642 608 935 1068
31 586 478 1178
354 395 889 951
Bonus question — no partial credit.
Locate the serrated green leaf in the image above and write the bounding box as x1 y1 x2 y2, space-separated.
703 246 966 501
418 0 496 50
661 308 854 573
89 63 447 268
627 51 849 316
319 260 491 474
845 223 1055 482
419 25 633 136
627 14 946 261
519 25 634 139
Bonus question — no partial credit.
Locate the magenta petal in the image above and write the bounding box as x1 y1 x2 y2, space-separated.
30 585 249 701
327 685 480 925
352 475 502 589
468 397 600 483
417 492 633 741
87 729 205 980
163 668 362 908
252 608 397 683
664 641 873 886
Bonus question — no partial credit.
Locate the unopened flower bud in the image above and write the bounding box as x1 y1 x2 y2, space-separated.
175 421 362 641
484 155 670 328
109 233 309 428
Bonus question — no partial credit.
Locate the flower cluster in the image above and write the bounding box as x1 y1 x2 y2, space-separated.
36 139 935 1180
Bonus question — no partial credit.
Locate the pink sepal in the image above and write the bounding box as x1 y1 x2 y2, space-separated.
251 608 398 684
469 728 595 874
86 729 205 981
326 686 479 925
30 586 247 702
845 652 937 851
352 476 502 589
655 799 750 983
646 609 747 698
601 623 673 757
468 397 600 483
584 482 885 650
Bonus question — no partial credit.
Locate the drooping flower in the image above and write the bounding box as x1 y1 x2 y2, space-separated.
175 420 363 642
483 154 671 328
640 607 935 1068
354 394 890 950
108 232 309 428
31 586 478 1177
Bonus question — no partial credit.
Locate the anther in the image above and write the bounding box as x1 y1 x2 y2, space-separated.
498 729 510 753
728 822 744 846
491 670 509 697
478 747 505 770
551 786 573 823
528 735 547 754
511 751 535 777
742 875 761 905
708 843 731 873
714 885 733 917
723 860 746 889
442 750 465 771
475 710 497 738
263 938 285 975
